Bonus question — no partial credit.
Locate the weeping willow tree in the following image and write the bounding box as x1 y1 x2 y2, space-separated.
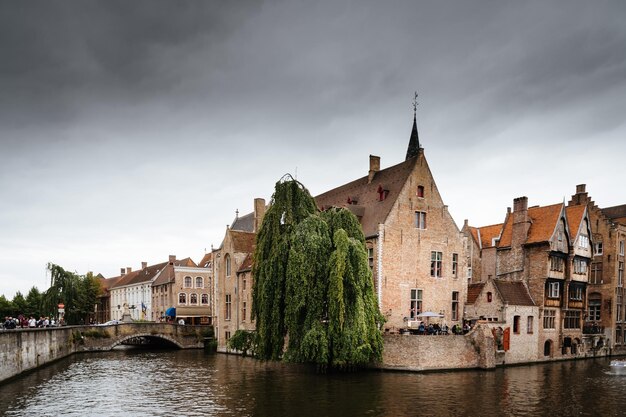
42 263 101 324
252 175 384 369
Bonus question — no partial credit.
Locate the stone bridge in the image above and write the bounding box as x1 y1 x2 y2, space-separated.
0 323 213 383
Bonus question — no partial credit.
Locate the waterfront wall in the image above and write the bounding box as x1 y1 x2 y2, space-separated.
0 327 77 384
0 324 209 384
378 324 496 371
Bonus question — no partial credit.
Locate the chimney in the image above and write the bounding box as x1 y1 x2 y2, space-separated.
126 267 132 273
368 155 380 184
169 255 176 265
120 268 126 275
512 196 531 248
141 261 147 269
254 198 266 233
576 184 586 194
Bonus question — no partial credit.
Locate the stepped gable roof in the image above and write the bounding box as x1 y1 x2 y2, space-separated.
498 203 563 248
466 283 485 304
238 253 253 273
230 230 256 253
198 252 212 268
231 212 255 232
315 157 419 237
602 204 626 224
493 280 535 306
565 205 586 238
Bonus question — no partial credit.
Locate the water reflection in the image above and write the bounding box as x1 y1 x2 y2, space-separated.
0 350 623 417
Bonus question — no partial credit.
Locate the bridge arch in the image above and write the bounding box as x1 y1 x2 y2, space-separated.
105 333 184 350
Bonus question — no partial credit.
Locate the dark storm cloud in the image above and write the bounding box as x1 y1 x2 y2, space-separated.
1 0 625 298
0 1 261 129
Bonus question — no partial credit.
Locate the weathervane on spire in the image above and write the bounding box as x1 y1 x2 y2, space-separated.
412 91 418 116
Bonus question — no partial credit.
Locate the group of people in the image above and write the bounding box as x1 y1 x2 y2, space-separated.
2 315 57 330
412 321 473 336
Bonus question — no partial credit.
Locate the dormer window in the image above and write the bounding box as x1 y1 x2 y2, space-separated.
417 185 425 198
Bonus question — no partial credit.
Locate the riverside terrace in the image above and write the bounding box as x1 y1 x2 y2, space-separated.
0 322 214 383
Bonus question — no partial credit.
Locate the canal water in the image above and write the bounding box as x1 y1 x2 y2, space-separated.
0 349 624 417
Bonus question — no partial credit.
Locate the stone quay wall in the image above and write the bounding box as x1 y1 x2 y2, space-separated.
0 323 208 384
0 327 77 384
378 325 496 371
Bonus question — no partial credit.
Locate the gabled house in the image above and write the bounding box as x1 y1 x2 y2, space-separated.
462 221 503 283
214 202 262 348
568 184 626 352
468 195 592 360
465 278 539 364
213 114 470 348
151 255 213 325
314 115 469 332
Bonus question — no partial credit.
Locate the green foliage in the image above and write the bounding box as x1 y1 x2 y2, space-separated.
0 295 13 318
42 264 102 325
11 292 27 316
82 329 110 339
252 176 384 370
25 287 42 317
228 330 257 356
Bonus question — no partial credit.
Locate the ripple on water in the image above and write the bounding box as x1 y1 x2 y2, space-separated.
0 351 625 417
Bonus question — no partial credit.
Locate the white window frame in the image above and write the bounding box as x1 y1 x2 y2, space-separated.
184 276 192 288
548 282 560 298
594 241 603 256
431 251 443 278
410 289 422 319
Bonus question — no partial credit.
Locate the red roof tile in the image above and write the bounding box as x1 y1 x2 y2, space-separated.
478 224 503 248
466 283 485 304
493 280 535 306
565 205 586 240
498 203 563 247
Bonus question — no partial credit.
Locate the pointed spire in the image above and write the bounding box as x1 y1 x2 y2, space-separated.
405 92 420 160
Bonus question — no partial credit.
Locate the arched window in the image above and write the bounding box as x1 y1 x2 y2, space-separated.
225 254 232 277
190 293 198 305
178 293 187 305
201 294 209 305
184 276 192 288
196 277 203 288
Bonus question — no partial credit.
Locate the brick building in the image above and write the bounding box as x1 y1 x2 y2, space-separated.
315 115 468 332
568 184 626 352
213 114 469 348
214 200 263 348
150 255 213 325
466 196 593 360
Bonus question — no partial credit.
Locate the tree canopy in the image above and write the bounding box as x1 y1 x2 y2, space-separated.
42 264 101 324
251 176 384 369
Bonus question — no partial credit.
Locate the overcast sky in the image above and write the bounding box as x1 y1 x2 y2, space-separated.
1 0 625 299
